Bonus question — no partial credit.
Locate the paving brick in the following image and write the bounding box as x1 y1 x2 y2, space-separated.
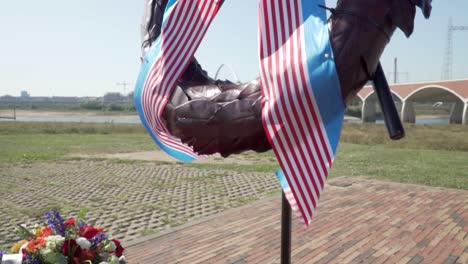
124 178 467 263
0 160 280 248
442 255 459 264
2 161 466 263
407 254 424 264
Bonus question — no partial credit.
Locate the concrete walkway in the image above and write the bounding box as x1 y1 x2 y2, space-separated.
126 177 468 264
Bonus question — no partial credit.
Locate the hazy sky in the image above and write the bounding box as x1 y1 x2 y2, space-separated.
1 1 467 97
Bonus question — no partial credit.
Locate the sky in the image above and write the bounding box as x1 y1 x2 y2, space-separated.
0 1 467 97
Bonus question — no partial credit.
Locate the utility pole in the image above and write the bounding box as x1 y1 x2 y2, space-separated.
387 57 409 84
116 82 133 112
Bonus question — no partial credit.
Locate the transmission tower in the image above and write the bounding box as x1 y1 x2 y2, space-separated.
116 81 132 96
441 18 468 80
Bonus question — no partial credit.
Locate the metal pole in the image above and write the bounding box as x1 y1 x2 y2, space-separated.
372 63 405 140
281 191 292 264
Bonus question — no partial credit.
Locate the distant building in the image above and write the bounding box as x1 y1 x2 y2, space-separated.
0 93 133 108
0 95 16 102
103 92 125 103
51 96 81 104
20 91 30 98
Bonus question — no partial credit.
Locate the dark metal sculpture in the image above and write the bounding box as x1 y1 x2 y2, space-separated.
139 0 432 158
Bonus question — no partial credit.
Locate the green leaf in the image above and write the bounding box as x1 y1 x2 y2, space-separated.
78 208 89 219
15 224 35 240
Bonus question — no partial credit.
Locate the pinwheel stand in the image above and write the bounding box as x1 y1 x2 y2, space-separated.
281 192 292 264
278 62 403 264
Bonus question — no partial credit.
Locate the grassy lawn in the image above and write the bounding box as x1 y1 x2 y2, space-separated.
0 122 153 164
185 124 468 190
0 122 467 190
340 123 468 151
331 143 468 190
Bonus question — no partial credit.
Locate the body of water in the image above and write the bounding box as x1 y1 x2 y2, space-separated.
0 116 452 125
0 116 141 124
345 118 451 125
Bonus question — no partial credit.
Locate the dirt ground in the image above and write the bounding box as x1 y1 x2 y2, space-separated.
71 150 276 165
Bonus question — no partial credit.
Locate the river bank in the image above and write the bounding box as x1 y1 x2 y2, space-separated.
1 110 453 125
0 110 140 123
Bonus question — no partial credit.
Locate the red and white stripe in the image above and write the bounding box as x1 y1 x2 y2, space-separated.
284 187 305 224
140 0 221 158
258 0 333 226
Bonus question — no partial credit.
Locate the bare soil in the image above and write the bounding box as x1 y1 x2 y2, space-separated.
70 150 275 165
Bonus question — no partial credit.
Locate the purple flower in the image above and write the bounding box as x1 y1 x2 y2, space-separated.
23 253 40 264
44 211 66 236
0 250 5 261
77 219 87 229
89 233 107 248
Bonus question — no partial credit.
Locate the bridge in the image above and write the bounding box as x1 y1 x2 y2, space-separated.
356 79 468 125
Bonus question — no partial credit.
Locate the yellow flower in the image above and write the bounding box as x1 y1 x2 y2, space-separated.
9 239 27 254
35 227 42 237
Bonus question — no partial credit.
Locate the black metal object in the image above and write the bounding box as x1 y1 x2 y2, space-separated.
372 63 405 140
278 64 402 264
281 191 292 264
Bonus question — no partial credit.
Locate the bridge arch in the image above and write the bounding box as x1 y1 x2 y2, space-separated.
401 85 468 124
357 89 404 122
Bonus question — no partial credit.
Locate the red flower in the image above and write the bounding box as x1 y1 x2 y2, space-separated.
112 239 124 257
62 239 80 258
80 249 96 261
64 218 76 226
26 238 46 252
35 226 53 237
78 226 103 239
22 248 27 261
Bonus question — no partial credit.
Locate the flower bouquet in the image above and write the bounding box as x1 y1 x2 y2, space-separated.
3 211 126 264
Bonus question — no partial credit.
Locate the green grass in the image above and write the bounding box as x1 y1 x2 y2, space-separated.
0 121 146 135
331 143 468 190
1 122 467 190
183 144 468 190
183 124 468 190
0 122 153 164
341 123 468 152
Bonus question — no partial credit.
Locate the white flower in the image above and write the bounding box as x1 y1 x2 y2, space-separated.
45 235 65 249
39 248 57 263
103 241 116 251
76 237 92 250
108 255 120 264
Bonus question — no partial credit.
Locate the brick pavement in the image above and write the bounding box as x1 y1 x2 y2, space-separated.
0 161 279 248
125 177 468 264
